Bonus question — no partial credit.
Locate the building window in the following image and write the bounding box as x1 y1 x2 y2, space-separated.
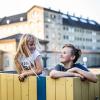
46 35 49 39
85 30 92 34
74 28 84 33
50 14 56 19
3 54 10 67
6 20 10 24
45 25 49 28
63 35 69 39
96 32 100 35
97 47 100 50
52 34 55 38
97 39 100 42
20 17 24 21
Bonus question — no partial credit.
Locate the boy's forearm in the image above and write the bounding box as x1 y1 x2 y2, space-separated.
76 68 97 83
50 70 75 78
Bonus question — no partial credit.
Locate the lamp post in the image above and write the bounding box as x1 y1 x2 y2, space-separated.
42 53 48 68
39 39 49 68
83 57 88 68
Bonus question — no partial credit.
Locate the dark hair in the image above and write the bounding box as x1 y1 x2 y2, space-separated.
63 44 81 63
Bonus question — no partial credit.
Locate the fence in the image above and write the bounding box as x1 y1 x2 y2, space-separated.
0 73 100 100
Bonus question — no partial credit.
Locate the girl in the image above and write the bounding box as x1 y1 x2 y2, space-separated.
50 44 97 83
14 34 42 82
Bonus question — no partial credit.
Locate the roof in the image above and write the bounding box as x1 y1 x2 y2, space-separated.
0 13 27 25
0 33 22 42
0 33 49 44
62 15 100 31
0 5 100 31
43 6 100 31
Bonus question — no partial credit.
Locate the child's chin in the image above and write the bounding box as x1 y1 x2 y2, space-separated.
60 60 65 63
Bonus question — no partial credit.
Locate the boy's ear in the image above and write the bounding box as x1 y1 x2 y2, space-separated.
71 55 75 61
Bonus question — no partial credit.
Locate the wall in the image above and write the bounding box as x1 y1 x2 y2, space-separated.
0 73 99 100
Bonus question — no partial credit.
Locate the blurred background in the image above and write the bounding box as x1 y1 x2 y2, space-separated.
0 0 100 71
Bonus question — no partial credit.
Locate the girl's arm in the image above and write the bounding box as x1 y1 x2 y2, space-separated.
14 51 23 74
68 67 97 83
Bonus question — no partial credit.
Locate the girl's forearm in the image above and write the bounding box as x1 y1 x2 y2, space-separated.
26 68 42 76
14 58 23 74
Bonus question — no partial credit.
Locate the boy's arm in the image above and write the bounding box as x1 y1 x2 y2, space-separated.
68 67 97 83
49 70 83 78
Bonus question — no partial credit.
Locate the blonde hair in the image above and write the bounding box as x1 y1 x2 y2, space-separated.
16 34 40 57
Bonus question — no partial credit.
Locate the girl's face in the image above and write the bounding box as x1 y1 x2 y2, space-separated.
27 36 36 52
60 47 75 64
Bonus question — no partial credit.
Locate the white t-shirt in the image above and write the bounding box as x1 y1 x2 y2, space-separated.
19 49 40 70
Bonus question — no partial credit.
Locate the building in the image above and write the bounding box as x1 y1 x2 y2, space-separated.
0 5 100 68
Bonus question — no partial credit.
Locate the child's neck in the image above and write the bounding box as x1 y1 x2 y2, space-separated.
30 49 36 53
64 62 73 69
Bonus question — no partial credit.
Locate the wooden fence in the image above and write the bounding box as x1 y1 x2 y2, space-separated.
0 73 100 100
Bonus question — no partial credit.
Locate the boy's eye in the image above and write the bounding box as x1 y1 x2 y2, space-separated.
63 51 66 54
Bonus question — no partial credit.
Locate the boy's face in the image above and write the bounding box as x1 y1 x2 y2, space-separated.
60 47 74 63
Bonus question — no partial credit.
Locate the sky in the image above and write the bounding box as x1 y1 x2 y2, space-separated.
0 0 100 23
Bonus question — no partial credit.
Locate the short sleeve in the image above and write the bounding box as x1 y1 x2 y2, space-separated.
74 63 89 71
53 64 67 71
32 49 41 60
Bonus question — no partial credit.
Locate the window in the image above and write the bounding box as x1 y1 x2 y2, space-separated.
89 20 96 25
97 47 100 50
46 35 49 39
50 14 56 19
80 18 87 23
20 17 24 21
6 20 10 24
70 16 78 21
3 53 10 67
45 25 49 28
62 14 68 19
63 35 69 39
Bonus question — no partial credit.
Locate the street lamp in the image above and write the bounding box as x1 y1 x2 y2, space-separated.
83 57 88 68
39 39 49 68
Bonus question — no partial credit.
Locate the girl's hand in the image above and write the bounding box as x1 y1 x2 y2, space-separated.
18 72 27 82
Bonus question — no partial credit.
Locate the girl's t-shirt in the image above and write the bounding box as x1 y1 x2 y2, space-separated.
19 49 40 70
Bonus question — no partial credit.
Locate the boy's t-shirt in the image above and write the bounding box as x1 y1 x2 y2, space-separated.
54 63 89 72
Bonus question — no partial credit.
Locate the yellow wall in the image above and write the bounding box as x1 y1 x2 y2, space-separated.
0 73 99 100
0 40 17 70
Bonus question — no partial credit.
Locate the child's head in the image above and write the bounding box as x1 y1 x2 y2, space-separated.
17 34 38 56
60 44 81 64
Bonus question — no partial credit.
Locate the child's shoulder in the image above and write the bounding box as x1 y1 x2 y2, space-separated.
74 63 89 71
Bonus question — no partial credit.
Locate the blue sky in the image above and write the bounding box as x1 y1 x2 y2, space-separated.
0 0 100 23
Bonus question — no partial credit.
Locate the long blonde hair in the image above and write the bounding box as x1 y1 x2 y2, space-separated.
16 34 40 57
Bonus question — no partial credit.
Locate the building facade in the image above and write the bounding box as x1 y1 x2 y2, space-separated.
0 5 100 68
